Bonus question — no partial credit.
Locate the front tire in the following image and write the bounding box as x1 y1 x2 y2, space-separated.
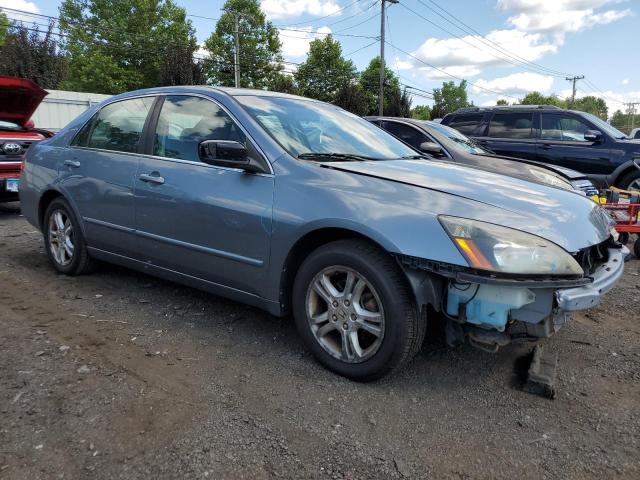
43 197 93 275
292 239 425 381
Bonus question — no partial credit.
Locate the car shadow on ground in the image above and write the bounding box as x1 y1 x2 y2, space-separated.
7 219 534 395
0 201 21 216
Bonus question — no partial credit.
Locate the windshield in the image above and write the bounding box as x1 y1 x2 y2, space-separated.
582 112 627 139
422 121 489 155
235 95 417 159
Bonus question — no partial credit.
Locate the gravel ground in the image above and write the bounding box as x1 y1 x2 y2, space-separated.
1 201 639 480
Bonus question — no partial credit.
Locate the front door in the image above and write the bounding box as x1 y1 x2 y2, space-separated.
60 96 155 257
134 95 274 296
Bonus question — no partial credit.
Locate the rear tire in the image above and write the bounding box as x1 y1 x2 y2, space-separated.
43 197 93 275
292 239 425 381
618 169 640 192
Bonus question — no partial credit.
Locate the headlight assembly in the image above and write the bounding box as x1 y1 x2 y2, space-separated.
439 216 584 276
526 166 573 190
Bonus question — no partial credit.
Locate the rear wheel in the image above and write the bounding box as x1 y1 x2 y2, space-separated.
43 197 93 275
292 239 425 381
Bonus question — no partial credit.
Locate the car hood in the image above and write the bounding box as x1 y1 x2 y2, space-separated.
322 159 612 251
0 77 48 127
459 153 577 187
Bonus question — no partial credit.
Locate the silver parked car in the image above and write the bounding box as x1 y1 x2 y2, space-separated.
19 87 625 380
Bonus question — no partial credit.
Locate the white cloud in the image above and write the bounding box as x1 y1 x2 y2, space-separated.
278 26 331 58
498 0 633 38
417 65 483 80
471 72 555 95
407 29 557 73
261 0 341 20
622 78 629 85
0 0 40 23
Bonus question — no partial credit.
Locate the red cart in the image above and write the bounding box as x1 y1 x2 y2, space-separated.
602 199 640 257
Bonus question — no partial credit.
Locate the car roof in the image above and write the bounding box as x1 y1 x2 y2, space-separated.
109 85 319 104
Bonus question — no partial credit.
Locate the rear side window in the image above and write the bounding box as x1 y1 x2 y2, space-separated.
84 97 154 153
153 95 246 162
488 112 533 139
383 122 427 150
446 114 483 135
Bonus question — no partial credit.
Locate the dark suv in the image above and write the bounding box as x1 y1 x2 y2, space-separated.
441 105 640 190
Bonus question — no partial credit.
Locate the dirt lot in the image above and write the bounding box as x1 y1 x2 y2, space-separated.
1 201 639 480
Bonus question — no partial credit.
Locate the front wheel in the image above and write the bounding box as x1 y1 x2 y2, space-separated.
292 239 425 381
43 197 93 275
618 169 640 192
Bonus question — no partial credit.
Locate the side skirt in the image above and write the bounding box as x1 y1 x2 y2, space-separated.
87 247 283 317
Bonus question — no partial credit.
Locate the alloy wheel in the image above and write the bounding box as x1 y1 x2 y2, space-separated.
306 266 385 363
48 210 74 266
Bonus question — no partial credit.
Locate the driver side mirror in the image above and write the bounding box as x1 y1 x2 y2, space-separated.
419 141 444 156
198 140 263 173
584 130 603 143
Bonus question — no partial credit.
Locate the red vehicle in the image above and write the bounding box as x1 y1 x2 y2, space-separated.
0 76 52 203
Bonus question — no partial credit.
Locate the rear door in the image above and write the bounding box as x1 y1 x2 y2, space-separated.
475 111 538 160
133 94 274 295
62 96 156 258
536 112 613 174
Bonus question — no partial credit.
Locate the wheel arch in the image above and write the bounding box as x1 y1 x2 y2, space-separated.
278 226 441 316
610 159 640 188
38 189 86 237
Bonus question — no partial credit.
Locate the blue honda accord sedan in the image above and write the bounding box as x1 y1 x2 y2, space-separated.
19 87 625 380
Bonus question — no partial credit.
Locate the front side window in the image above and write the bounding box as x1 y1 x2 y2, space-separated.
446 114 483 135
153 95 246 162
488 112 533 139
85 97 154 153
541 114 591 142
235 95 416 160
383 122 427 150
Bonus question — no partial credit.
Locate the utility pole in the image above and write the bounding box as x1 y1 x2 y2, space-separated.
233 12 241 88
626 102 640 131
565 75 584 108
379 0 398 116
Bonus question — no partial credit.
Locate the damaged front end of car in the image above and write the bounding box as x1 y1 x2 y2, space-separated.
397 216 626 353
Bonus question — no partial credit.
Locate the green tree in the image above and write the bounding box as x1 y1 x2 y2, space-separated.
59 0 197 94
573 95 608 120
359 57 410 116
204 0 283 89
0 12 9 47
610 110 636 134
411 104 431 120
0 22 68 89
295 35 357 103
270 73 298 94
431 80 469 118
496 99 509 106
334 80 369 115
519 91 566 108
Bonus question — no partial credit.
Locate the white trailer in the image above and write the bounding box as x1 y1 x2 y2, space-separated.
31 89 111 132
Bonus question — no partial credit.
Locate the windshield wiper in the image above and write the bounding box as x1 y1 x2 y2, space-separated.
297 152 376 162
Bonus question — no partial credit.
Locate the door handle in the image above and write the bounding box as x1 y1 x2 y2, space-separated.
139 172 165 185
64 160 81 168
540 144 552 150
